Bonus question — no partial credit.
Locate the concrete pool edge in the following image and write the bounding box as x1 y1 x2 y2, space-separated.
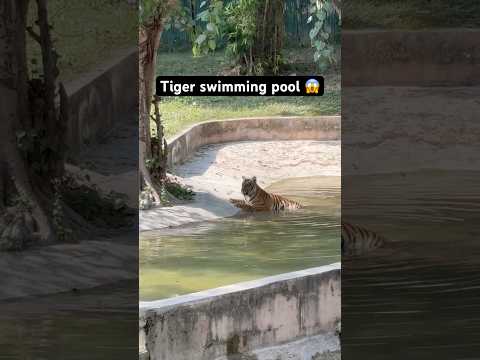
343 29 480 86
139 263 341 360
140 116 341 232
166 116 340 168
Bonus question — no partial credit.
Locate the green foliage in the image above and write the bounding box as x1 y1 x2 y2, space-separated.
190 0 282 74
308 0 340 71
145 157 164 178
163 5 195 37
16 117 59 177
62 175 135 229
139 0 164 24
165 181 195 201
9 188 33 213
223 0 257 69
192 0 224 56
142 158 196 203
161 0 341 73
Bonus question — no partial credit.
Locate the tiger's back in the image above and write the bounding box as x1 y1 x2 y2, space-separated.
341 222 385 256
265 192 302 211
230 176 302 212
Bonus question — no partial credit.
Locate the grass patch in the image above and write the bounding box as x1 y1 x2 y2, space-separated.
156 42 340 139
157 46 339 77
344 0 480 29
157 50 226 76
159 94 340 138
27 0 137 82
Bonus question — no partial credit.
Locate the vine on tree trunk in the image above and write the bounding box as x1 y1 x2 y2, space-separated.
139 0 179 207
150 95 168 183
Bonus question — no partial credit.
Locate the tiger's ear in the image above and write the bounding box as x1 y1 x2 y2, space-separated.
252 176 257 183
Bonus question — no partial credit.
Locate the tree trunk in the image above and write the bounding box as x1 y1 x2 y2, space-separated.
0 161 7 210
332 0 341 17
153 96 168 182
253 0 284 74
139 24 162 158
0 0 55 242
189 0 196 38
35 0 65 178
139 22 163 203
138 0 177 203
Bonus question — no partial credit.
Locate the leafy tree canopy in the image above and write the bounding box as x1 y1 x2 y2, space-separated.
140 0 177 25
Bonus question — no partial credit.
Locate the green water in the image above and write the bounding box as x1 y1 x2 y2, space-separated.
140 176 341 301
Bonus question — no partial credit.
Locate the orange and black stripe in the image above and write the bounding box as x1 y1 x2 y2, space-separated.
341 222 385 256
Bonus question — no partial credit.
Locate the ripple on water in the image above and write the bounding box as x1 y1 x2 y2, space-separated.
0 280 138 359
342 170 480 359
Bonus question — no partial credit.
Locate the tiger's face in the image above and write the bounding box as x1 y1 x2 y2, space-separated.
241 176 257 200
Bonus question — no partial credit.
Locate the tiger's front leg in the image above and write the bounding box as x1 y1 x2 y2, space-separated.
229 199 254 211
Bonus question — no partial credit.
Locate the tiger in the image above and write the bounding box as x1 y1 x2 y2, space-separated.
229 176 302 212
341 222 386 256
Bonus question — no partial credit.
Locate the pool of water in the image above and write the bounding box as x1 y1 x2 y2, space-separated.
140 176 341 301
0 281 138 360
342 170 480 359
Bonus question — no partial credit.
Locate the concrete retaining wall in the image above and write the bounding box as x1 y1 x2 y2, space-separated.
167 116 340 168
343 29 480 86
63 47 138 155
139 263 341 360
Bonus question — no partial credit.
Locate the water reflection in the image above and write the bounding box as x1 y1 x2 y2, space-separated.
140 176 341 301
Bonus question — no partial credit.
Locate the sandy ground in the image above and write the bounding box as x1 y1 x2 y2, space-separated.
140 140 340 231
343 86 480 175
0 237 137 300
69 111 138 207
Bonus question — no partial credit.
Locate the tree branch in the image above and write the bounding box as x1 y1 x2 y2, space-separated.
26 26 41 43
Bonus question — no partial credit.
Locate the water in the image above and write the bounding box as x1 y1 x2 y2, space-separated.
140 176 341 301
0 281 138 360
342 170 480 359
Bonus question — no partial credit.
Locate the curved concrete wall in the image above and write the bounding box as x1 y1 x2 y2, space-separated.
343 29 480 86
139 263 341 360
167 116 340 168
64 47 138 155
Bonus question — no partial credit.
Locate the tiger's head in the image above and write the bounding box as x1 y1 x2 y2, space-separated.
241 176 257 200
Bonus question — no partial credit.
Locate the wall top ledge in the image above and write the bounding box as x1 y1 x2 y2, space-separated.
140 262 341 314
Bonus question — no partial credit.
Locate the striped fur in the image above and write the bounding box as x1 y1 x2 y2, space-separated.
341 222 385 256
230 176 302 212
